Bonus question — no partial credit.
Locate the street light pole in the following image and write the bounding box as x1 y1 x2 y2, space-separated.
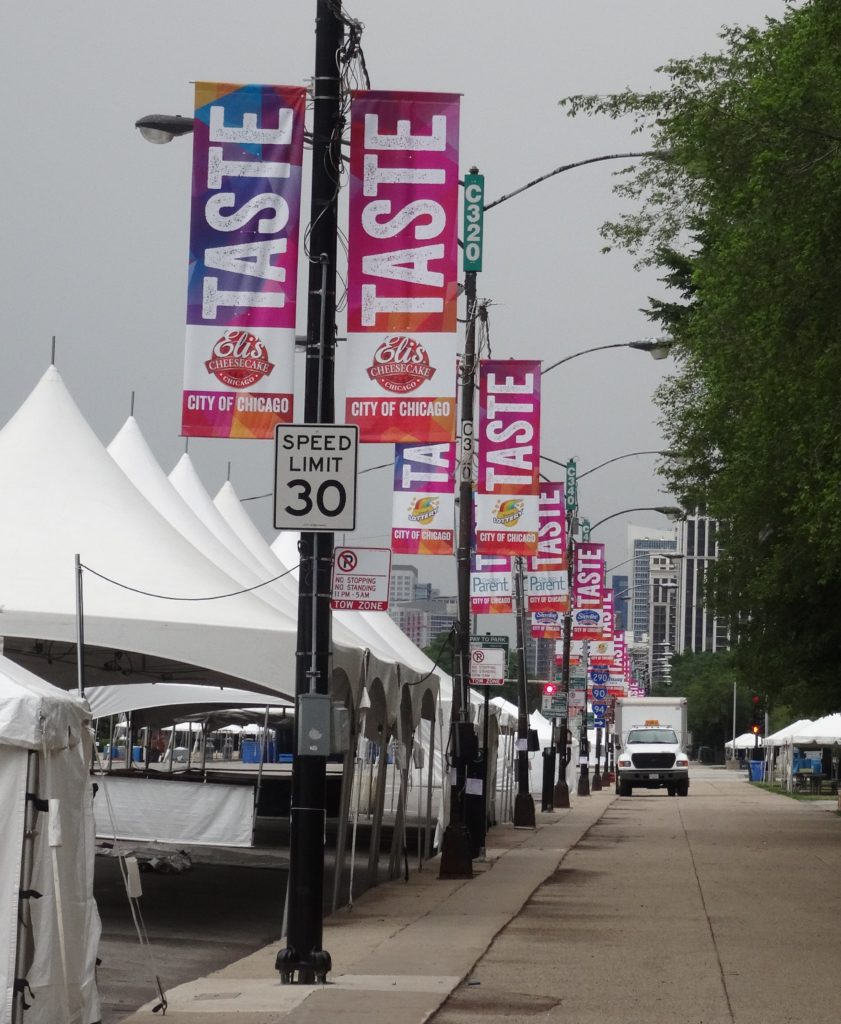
276 0 344 985
513 557 536 827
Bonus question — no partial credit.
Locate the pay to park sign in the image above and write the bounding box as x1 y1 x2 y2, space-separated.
330 547 392 611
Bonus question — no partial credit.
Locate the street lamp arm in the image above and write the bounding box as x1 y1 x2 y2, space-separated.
541 339 671 377
588 506 682 532
578 451 665 480
483 151 655 212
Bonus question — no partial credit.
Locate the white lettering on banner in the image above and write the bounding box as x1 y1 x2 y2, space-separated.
400 444 451 488
199 101 297 321
358 114 450 327
575 552 603 605
481 373 537 492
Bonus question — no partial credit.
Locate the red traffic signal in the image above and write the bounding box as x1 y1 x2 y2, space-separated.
542 682 558 697
751 694 761 705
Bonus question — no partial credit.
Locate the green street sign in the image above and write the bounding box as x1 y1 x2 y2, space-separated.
462 173 484 272
470 632 509 655
565 459 577 513
581 518 591 541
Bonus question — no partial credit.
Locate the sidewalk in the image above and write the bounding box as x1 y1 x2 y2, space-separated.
118 788 615 1024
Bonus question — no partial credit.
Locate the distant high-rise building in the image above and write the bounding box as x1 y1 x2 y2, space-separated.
612 574 630 631
675 511 729 654
627 526 677 641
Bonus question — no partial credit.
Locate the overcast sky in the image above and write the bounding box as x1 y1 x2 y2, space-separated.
0 0 790 594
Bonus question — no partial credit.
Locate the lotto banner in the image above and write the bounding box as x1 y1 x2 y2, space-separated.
525 482 568 612
475 360 541 556
391 442 455 554
345 90 460 443
470 553 513 614
183 83 306 438
589 589 615 663
572 541 606 640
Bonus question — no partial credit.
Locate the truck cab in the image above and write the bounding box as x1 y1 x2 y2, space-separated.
615 720 690 797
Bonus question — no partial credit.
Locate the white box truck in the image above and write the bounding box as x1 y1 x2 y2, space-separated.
614 696 690 797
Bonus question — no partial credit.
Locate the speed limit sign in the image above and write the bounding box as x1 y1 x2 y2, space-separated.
274 424 359 531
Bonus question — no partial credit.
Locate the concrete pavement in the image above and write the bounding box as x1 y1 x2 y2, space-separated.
116 770 841 1024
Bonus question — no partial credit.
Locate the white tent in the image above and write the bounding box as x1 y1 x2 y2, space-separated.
0 655 100 1023
0 366 367 700
725 732 760 752
763 719 813 747
785 713 841 746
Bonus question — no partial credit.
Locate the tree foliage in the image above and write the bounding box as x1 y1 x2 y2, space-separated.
562 0 841 714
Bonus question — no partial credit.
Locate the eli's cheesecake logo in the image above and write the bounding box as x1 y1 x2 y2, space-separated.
407 496 439 525
367 335 436 394
205 330 274 389
492 498 525 527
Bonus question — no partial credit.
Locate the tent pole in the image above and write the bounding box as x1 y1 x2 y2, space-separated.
331 733 355 913
201 723 209 779
252 707 270 841
367 734 389 889
425 716 435 862
13 751 39 1024
347 713 367 910
74 553 86 698
107 716 116 771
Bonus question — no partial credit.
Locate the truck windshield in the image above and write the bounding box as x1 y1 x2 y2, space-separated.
626 729 678 745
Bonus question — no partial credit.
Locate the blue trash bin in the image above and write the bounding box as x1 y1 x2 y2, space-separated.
748 761 765 782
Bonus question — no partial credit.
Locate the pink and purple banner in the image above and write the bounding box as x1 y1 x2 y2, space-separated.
525 482 569 615
391 442 456 554
571 541 606 640
345 90 460 443
475 360 541 556
589 588 615 663
182 82 305 438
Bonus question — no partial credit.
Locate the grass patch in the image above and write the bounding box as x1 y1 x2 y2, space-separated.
751 781 837 802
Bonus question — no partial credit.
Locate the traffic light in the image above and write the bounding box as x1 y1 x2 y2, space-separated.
750 693 762 736
542 682 559 697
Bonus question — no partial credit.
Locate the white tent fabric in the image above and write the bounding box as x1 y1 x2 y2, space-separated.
0 655 100 1023
0 366 316 696
86 682 292 719
763 719 813 747
725 732 760 751
784 713 841 746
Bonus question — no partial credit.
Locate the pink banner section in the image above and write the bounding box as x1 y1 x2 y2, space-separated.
183 82 306 438
590 588 615 663
571 541 606 640
391 442 456 555
470 553 513 614
475 360 541 556
345 90 460 443
525 482 568 613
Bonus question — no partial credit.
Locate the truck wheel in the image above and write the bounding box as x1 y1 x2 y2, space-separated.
617 780 632 797
677 781 689 797
667 786 676 797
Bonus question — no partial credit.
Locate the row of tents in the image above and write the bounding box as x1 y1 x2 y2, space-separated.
0 365 529 1023
727 713 841 753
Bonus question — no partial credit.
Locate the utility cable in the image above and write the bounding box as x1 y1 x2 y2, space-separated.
79 563 299 603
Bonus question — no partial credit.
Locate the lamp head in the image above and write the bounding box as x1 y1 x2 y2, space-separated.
135 114 195 144
628 338 673 361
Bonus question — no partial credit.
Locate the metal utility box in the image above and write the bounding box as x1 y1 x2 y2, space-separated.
297 693 333 756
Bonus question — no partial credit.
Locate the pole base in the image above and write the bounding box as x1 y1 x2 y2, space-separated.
438 823 474 879
552 780 571 808
276 946 332 985
513 792 536 829
577 773 591 797
591 771 603 791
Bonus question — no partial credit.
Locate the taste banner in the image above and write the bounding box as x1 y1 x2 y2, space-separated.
475 360 541 556
183 82 306 438
525 482 568 613
391 442 456 554
345 90 461 443
571 541 606 640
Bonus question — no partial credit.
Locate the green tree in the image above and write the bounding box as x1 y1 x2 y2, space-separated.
562 0 841 714
422 629 456 680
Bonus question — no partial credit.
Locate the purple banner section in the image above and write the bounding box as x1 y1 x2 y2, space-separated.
392 442 456 555
183 82 305 438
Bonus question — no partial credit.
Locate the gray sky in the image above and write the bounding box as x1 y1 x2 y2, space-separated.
0 0 790 595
